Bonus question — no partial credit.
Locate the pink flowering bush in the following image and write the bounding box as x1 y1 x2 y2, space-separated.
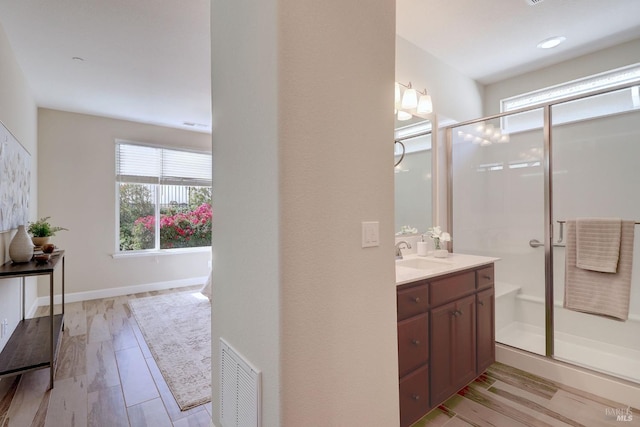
133 203 212 249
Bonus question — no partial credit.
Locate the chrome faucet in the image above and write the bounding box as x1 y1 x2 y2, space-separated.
395 241 411 260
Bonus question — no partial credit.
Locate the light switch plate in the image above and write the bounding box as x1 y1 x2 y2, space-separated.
362 221 379 248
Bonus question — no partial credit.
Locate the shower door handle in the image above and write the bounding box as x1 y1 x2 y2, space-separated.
529 239 544 248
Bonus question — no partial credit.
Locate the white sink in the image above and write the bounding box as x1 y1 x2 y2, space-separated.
396 258 452 270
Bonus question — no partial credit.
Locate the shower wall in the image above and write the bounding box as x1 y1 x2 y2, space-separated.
452 117 545 300
552 110 640 320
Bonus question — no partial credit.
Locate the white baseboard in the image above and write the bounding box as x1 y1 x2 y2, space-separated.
496 343 640 407
34 276 208 309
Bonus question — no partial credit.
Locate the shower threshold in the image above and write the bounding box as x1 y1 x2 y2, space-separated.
497 321 640 385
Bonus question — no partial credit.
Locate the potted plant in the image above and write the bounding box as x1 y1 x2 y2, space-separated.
28 217 68 247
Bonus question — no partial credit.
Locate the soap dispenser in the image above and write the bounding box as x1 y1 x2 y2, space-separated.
417 234 428 256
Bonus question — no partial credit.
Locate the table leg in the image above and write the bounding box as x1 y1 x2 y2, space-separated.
62 256 65 319
21 277 25 321
49 272 54 390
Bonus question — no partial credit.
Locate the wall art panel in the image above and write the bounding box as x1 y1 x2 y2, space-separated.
0 120 30 232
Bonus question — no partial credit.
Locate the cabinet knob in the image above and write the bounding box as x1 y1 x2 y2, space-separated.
411 394 420 401
412 339 420 345
483 275 491 280
412 296 421 303
478 300 485 306
451 309 463 317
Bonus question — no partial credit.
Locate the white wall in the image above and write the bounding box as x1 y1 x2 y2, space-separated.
37 109 210 297
396 36 484 123
0 23 38 352
211 0 398 426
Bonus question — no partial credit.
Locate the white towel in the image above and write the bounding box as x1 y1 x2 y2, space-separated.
576 217 621 273
564 220 635 321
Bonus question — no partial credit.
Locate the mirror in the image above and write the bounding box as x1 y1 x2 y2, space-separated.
394 118 432 237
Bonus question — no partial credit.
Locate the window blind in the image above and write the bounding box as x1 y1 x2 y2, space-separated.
116 142 211 186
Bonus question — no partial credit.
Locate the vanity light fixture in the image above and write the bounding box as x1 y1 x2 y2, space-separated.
537 36 566 49
401 82 418 109
396 81 433 119
417 91 433 114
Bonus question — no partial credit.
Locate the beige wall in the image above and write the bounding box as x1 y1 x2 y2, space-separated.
37 109 211 297
484 38 640 116
211 0 398 425
396 36 484 123
0 23 38 351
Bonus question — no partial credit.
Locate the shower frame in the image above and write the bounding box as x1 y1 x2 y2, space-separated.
444 80 640 359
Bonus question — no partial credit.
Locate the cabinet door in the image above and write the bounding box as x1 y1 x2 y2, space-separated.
452 295 477 392
430 295 476 406
429 301 455 405
477 287 495 373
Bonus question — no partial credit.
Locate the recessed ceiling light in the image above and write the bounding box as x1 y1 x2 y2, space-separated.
537 36 566 49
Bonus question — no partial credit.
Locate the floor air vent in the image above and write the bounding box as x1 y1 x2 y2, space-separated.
220 338 262 427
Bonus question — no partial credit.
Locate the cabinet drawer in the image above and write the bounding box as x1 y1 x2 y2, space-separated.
430 271 475 306
397 283 429 321
399 364 430 427
476 264 494 290
398 313 429 377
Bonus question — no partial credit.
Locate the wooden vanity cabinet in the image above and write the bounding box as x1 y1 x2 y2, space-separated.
396 263 495 427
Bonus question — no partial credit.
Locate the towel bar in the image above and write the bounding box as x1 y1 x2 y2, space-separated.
555 220 639 244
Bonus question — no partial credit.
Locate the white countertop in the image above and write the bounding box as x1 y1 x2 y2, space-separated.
396 253 499 286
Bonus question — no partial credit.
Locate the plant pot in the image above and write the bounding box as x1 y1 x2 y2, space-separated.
9 225 35 263
31 236 50 247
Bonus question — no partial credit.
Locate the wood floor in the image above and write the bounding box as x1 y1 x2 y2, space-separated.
0 285 211 427
1 287 638 427
413 362 639 427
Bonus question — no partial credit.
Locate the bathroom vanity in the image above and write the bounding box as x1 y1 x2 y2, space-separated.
396 254 498 427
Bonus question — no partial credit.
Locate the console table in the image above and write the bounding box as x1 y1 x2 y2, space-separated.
0 251 65 389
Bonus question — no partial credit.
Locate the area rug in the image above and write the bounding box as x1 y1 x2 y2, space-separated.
129 291 211 410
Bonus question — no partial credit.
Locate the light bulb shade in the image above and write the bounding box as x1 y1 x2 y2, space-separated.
395 83 401 105
401 88 418 109
397 110 412 121
417 94 433 114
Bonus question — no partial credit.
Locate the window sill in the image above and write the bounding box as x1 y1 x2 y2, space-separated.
111 246 211 259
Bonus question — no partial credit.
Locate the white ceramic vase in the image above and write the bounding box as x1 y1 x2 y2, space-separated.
9 225 34 263
434 249 449 258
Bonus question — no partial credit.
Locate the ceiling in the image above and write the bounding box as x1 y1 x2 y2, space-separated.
1 0 639 133
397 0 640 85
0 0 211 133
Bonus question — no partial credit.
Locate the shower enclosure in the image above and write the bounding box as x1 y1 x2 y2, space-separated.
446 82 640 384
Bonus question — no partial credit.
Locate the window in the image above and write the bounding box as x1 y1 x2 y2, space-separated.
116 141 212 252
500 63 640 133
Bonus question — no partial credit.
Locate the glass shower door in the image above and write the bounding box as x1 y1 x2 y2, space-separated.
450 109 547 355
551 89 640 383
